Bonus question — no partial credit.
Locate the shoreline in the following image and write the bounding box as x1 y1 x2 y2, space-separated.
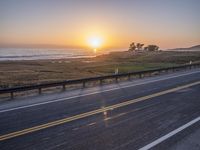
0 51 200 88
0 55 97 62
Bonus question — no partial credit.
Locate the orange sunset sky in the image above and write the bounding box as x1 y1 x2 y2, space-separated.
0 0 200 50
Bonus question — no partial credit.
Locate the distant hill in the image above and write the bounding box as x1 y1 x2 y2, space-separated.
168 45 200 51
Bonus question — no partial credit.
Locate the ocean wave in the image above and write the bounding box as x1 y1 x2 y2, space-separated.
0 48 94 61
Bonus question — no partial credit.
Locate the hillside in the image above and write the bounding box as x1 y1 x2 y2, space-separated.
168 45 200 51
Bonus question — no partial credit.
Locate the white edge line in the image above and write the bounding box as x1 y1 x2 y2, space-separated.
139 116 200 150
0 70 200 113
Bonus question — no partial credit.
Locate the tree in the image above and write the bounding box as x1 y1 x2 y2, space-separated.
136 43 144 50
146 45 159 51
129 42 136 51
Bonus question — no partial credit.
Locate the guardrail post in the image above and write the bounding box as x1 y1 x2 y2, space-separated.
128 74 131 80
148 72 151 77
83 82 86 88
39 88 42 94
139 73 143 79
100 79 103 85
11 92 14 99
115 77 118 83
62 84 66 91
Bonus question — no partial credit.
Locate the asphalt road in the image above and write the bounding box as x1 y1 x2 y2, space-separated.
0 69 200 150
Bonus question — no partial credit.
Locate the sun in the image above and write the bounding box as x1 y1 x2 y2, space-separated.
87 36 103 49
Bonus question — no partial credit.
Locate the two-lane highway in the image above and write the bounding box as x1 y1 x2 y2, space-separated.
0 69 200 150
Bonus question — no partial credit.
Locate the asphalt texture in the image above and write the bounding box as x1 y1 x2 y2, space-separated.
0 69 200 150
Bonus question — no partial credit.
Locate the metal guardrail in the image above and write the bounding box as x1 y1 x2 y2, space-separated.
0 63 200 99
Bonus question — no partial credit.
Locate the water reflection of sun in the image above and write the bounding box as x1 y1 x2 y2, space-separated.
87 36 103 53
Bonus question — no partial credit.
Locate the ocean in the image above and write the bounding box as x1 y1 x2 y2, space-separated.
0 48 95 61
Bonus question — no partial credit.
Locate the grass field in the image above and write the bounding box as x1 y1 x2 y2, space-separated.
0 51 200 88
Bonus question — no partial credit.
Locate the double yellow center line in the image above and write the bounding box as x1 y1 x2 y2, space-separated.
0 81 200 141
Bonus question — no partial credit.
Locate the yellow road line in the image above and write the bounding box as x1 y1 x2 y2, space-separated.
0 81 199 141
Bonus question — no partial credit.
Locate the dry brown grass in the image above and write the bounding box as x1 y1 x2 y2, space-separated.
0 51 200 88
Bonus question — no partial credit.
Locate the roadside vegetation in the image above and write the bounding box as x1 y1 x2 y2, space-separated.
0 50 200 88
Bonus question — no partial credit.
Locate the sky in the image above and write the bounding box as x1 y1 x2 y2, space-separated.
0 0 200 49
